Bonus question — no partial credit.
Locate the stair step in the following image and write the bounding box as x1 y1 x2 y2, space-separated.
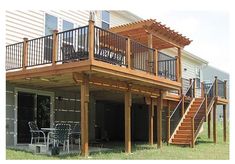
176 130 191 134
172 138 192 143
174 134 191 138
171 141 191 145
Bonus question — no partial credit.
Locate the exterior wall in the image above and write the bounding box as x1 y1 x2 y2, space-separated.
6 82 16 146
6 10 91 45
202 65 230 120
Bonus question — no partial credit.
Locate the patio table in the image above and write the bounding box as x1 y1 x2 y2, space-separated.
41 128 56 151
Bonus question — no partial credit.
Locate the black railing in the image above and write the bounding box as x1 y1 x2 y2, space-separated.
158 59 176 81
185 79 194 98
218 79 225 98
6 42 24 70
182 78 190 95
94 26 127 66
57 26 89 62
170 99 182 135
27 35 53 67
205 80 215 109
131 40 155 74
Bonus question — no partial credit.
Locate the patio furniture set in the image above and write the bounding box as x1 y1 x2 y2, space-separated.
28 122 80 155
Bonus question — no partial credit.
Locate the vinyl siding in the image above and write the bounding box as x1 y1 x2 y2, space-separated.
6 82 16 146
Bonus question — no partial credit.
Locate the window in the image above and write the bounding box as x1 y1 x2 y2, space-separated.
195 68 201 88
101 11 110 29
45 14 58 35
63 20 74 31
62 20 74 43
44 14 58 61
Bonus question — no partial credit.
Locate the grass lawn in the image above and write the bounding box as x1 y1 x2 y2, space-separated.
6 121 229 160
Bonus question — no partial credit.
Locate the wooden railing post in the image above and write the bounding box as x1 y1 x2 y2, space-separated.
175 56 179 82
224 80 227 99
178 48 182 83
52 30 58 66
214 76 218 97
201 82 205 98
22 38 28 70
126 38 131 69
88 20 95 63
191 117 195 148
154 49 158 76
193 78 196 98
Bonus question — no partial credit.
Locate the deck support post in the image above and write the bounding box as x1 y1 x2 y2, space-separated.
148 98 154 145
191 117 195 148
52 30 58 66
88 19 95 63
157 91 163 148
213 102 217 144
208 111 211 139
166 101 171 145
22 38 28 70
81 74 89 157
125 84 132 153
223 104 227 142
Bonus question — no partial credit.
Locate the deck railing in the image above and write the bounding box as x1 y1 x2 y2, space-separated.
131 40 155 74
158 52 176 81
94 26 127 66
27 35 53 67
158 59 176 81
57 26 89 62
6 42 24 70
5 22 179 82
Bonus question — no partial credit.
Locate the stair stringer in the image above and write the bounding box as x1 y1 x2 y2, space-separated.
169 98 195 143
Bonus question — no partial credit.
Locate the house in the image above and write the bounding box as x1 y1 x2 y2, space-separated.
5 10 228 156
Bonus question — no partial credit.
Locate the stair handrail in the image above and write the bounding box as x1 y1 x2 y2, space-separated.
191 97 205 147
170 99 182 119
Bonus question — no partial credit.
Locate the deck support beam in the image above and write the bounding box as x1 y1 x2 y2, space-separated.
157 91 163 148
148 98 154 145
81 74 89 156
223 104 227 142
125 84 132 153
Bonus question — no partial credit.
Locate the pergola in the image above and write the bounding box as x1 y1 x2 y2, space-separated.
109 19 192 50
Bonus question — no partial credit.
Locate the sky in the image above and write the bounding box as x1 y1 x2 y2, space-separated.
129 10 230 73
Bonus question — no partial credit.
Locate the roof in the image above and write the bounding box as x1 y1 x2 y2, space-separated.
182 49 208 65
109 19 192 49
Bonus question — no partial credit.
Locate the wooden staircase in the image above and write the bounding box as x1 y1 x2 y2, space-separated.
170 98 204 145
